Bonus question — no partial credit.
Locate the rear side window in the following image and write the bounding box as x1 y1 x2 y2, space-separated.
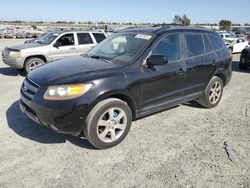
77 33 93 45
208 34 225 50
152 33 180 61
93 33 106 43
185 33 204 57
203 34 213 52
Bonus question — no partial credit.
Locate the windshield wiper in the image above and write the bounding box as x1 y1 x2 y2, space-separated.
88 55 113 63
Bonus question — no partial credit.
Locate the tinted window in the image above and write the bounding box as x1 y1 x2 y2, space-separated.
185 33 204 57
93 33 106 43
57 33 74 46
208 34 225 50
77 33 93 45
203 34 213 52
152 33 180 61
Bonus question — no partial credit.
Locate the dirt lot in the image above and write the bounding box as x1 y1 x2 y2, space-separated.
0 39 249 188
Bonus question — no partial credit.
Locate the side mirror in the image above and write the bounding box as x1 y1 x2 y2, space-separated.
147 55 168 66
53 41 59 48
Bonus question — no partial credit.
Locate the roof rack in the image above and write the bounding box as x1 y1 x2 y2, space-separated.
152 24 185 28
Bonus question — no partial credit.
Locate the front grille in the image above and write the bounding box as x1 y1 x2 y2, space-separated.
21 77 39 101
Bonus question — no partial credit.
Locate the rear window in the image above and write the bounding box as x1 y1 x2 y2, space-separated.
208 34 225 50
77 33 93 45
203 34 213 52
93 33 106 43
185 33 204 57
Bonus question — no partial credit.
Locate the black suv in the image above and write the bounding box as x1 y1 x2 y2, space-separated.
20 27 232 149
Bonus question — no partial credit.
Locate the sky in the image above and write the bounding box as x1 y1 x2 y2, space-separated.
0 0 249 24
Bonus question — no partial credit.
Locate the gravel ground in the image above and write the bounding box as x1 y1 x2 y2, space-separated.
0 39 249 188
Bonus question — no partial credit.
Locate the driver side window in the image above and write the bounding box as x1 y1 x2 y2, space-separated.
57 33 75 46
152 33 180 61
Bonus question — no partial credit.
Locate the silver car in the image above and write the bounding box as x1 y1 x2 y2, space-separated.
2 30 107 72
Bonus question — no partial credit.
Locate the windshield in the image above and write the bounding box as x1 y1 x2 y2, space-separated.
37 33 59 44
87 33 154 64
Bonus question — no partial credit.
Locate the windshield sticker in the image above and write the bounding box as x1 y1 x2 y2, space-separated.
135 34 152 40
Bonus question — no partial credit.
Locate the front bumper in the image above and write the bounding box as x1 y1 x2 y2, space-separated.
2 56 25 69
19 78 91 136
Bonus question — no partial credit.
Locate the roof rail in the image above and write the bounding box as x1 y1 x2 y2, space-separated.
152 23 185 28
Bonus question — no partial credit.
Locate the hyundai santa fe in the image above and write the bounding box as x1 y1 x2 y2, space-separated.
19 26 232 149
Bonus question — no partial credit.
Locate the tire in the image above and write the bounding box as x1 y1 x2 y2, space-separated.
239 57 247 70
25 57 45 73
198 76 223 108
83 98 132 149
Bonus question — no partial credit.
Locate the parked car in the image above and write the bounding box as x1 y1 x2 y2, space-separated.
246 35 250 43
2 30 107 72
220 32 237 42
16 32 26 38
225 38 249 53
239 47 250 70
19 26 232 149
4 32 14 38
25 32 34 38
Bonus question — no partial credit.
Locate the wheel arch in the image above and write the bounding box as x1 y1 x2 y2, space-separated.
24 55 47 63
90 91 137 120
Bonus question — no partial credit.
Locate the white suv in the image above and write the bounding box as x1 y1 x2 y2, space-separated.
2 30 107 72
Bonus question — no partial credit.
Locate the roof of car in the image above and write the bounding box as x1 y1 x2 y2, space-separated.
49 30 105 34
120 26 214 36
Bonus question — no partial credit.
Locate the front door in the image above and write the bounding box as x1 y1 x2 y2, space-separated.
140 33 187 109
49 33 77 61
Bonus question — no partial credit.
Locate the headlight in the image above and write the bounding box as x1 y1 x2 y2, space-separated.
44 83 92 100
8 51 21 58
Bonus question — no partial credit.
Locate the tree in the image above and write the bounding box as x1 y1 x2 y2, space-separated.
172 14 191 26
31 25 37 30
182 14 191 26
219 20 231 30
173 15 182 25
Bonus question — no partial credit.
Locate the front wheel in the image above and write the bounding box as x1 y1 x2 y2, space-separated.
25 57 45 73
83 98 132 149
198 76 223 108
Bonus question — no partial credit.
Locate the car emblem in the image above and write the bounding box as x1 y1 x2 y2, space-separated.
23 84 29 92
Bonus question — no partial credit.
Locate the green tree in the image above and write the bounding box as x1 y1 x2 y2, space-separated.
219 20 231 30
31 25 37 30
182 14 191 26
172 14 191 26
173 15 182 25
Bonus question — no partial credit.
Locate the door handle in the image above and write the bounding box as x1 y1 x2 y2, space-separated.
176 69 184 75
69 47 76 50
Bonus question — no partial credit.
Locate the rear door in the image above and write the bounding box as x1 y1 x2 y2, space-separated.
49 33 76 60
75 32 96 55
183 32 209 95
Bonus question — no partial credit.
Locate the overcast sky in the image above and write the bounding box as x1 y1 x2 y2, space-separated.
0 0 249 24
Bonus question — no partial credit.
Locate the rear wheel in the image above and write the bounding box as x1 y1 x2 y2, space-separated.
83 98 132 149
198 76 223 108
25 57 45 73
239 56 247 70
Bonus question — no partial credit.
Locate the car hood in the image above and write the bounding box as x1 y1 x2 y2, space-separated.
28 56 125 86
6 42 47 51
